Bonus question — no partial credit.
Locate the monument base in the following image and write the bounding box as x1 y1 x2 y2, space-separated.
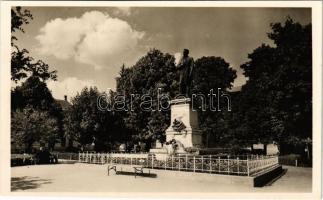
165 98 203 149
166 130 203 148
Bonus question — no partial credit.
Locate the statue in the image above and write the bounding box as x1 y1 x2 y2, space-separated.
176 49 194 97
172 118 186 133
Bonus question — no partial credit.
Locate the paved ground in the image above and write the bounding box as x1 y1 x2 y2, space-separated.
11 164 312 193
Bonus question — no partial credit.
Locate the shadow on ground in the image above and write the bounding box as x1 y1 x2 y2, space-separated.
11 176 52 191
115 171 157 178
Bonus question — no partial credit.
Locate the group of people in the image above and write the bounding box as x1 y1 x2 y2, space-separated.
12 147 58 166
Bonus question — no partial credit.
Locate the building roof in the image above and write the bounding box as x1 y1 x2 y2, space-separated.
55 99 71 110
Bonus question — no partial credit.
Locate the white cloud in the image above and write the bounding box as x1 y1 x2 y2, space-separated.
113 7 132 16
233 69 247 87
36 11 144 70
47 77 96 100
174 52 182 65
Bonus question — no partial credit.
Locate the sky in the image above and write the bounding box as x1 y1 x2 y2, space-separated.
14 7 311 100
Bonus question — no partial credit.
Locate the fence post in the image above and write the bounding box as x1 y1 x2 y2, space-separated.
237 157 239 175
165 156 167 170
247 158 250 176
179 156 181 171
218 157 220 173
209 155 212 173
227 155 230 174
201 156 204 172
152 155 154 169
101 153 104 164
186 155 188 170
295 159 298 167
171 155 174 170
70 154 72 161
193 156 196 172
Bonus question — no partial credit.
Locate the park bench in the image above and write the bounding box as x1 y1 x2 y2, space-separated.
107 159 150 178
107 164 151 178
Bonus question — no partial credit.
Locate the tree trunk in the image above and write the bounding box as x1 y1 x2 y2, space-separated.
26 142 33 153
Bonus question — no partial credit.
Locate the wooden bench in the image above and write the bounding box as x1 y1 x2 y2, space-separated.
107 164 150 178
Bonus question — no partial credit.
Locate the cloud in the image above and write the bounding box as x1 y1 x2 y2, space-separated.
233 68 247 87
113 7 132 16
36 11 144 70
174 52 182 65
47 77 96 100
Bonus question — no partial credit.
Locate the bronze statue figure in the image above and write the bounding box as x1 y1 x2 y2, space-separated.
176 49 194 97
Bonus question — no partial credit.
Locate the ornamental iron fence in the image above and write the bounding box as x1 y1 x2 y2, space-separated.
78 152 278 176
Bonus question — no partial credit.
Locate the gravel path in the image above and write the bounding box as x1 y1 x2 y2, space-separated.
11 164 312 193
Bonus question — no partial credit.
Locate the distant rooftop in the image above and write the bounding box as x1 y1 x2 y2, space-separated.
55 99 71 110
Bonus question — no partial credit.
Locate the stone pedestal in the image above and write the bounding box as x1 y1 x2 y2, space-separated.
165 98 203 148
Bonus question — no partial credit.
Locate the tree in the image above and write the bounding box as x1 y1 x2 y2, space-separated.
11 107 60 153
11 75 64 127
11 6 33 46
12 76 55 110
237 18 312 152
64 87 127 151
11 6 56 83
192 56 237 147
11 7 62 153
11 76 64 151
116 49 177 150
